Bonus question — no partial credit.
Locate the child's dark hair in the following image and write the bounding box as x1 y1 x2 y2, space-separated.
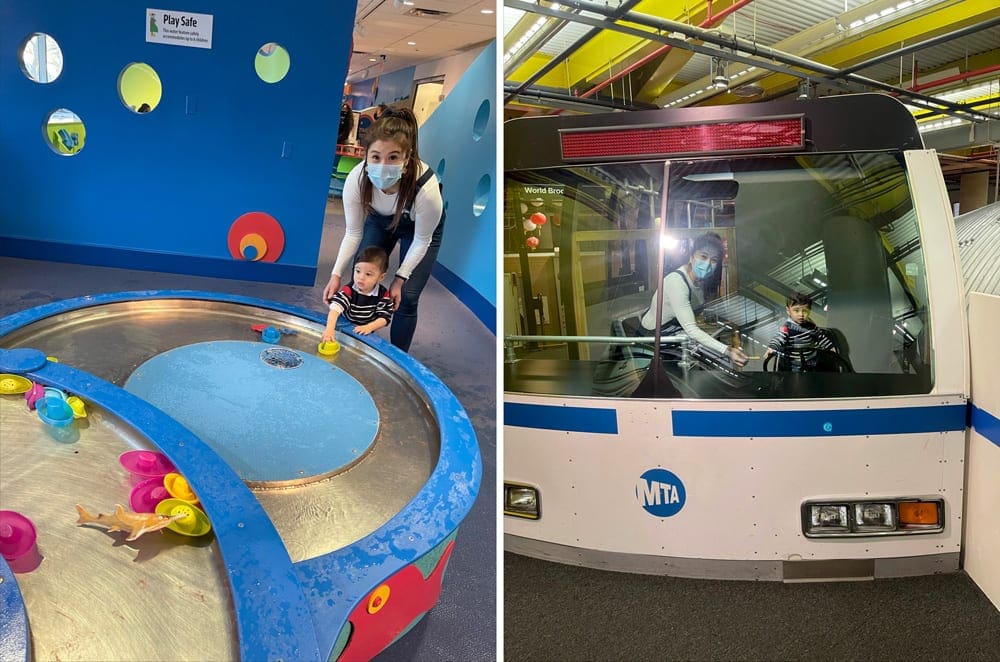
356 245 389 273
786 291 812 307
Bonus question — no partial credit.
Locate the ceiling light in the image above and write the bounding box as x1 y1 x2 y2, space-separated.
407 41 416 46
481 8 494 13
797 80 816 100
711 58 729 91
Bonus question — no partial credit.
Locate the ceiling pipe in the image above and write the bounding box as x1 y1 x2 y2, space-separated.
504 85 658 113
576 0 757 101
909 63 1000 93
546 0 1000 121
914 94 1000 120
505 0 858 104
838 16 1000 76
503 0 645 105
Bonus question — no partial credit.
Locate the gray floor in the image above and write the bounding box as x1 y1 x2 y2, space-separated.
504 552 1000 661
0 198 497 661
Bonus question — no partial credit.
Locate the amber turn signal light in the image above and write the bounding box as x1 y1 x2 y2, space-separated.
898 501 940 526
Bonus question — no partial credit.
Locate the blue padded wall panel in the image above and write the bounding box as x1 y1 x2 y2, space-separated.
373 66 416 107
418 42 497 328
0 2 357 282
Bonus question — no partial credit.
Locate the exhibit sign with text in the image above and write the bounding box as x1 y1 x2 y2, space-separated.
146 9 214 49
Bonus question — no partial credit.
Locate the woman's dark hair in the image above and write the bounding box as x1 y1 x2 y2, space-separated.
693 231 725 298
359 107 421 231
692 231 724 258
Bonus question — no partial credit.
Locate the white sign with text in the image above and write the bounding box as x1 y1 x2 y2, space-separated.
146 9 213 49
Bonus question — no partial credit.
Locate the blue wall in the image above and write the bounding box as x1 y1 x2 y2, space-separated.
419 42 497 332
373 65 416 107
0 2 357 285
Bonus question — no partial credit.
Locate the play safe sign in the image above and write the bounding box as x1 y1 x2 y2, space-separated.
146 9 214 49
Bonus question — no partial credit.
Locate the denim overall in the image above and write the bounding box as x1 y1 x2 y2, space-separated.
355 168 444 352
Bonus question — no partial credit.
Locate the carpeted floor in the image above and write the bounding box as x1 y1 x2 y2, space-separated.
0 198 497 661
504 552 1000 661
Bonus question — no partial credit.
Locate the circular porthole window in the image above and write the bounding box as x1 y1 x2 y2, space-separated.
472 173 491 217
472 99 490 142
44 108 86 156
255 42 290 84
119 62 162 114
19 32 63 83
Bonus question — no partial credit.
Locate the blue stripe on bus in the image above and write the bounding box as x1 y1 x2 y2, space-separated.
504 402 618 434
672 405 967 437
970 404 1000 449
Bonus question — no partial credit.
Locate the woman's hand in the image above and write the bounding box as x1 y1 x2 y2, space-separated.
323 274 342 303
389 277 405 310
728 346 749 367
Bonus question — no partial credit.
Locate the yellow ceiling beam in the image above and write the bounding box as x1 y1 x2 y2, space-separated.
702 0 1000 105
506 0 716 91
816 0 1000 72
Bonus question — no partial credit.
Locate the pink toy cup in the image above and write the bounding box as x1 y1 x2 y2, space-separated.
24 382 45 410
119 450 176 485
0 510 42 574
130 476 171 513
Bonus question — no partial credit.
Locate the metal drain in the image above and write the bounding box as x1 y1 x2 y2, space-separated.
259 347 303 369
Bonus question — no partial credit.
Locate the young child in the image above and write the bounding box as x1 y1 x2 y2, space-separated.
764 292 836 372
322 245 394 342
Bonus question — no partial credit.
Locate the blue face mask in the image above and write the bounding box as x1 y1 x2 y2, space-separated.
693 258 715 279
367 163 403 190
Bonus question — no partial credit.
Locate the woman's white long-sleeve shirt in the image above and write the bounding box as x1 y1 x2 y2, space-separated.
332 160 444 280
639 269 728 356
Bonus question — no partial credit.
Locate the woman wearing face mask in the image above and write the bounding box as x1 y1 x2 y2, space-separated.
324 107 444 352
638 231 749 367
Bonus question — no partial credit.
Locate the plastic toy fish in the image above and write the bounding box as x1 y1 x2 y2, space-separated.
75 504 184 542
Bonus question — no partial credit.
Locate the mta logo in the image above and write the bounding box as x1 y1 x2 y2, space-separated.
636 468 686 517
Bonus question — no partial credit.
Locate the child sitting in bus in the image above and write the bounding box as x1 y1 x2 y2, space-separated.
764 292 837 372
321 245 394 341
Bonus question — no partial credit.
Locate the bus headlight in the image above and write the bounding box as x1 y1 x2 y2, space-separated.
504 483 540 519
810 505 849 532
803 498 943 537
854 503 895 531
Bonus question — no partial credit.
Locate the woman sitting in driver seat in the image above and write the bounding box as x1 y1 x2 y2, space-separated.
637 231 749 368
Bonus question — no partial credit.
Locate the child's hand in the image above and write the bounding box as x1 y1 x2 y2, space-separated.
321 330 335 342
353 323 377 335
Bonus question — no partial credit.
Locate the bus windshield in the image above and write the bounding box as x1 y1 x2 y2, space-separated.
503 151 933 399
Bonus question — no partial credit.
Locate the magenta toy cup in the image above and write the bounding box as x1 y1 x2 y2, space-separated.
119 450 176 486
0 510 42 574
24 382 45 410
130 476 171 513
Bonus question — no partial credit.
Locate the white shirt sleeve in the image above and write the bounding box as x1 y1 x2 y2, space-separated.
664 272 728 356
396 163 443 280
331 161 443 281
332 162 367 278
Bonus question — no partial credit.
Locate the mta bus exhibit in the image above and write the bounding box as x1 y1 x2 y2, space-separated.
502 93 999 585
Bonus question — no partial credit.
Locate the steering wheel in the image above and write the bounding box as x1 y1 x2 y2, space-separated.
762 349 853 373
